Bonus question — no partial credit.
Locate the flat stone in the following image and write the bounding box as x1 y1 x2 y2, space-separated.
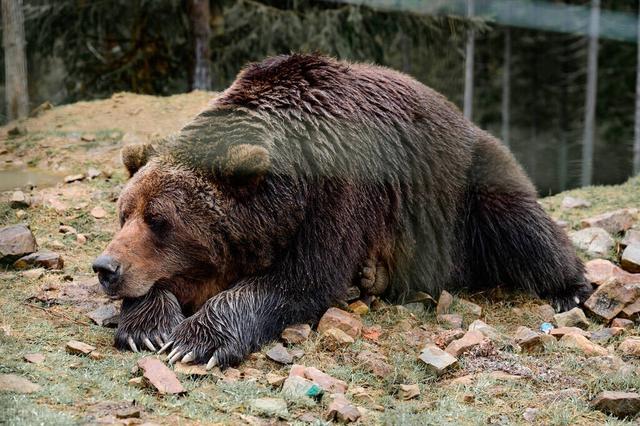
173 362 208 376
561 196 591 209
398 384 420 400
536 304 556 322
621 244 640 273
250 397 288 418
23 353 45 364
281 324 311 345
281 375 323 399
137 357 186 395
592 391 640 418
419 344 458 376
14 250 63 270
10 191 30 209
560 334 608 357
303 366 348 394
590 327 623 342
90 206 107 219
515 326 555 352
266 373 286 387
64 174 85 183
59 225 77 235
584 280 640 321
21 268 44 280
66 340 96 355
549 327 590 339
457 298 482 318
570 227 614 256
356 351 393 377
317 307 362 339
618 337 640 356
87 167 102 179
326 393 361 423
87 304 118 327
554 307 590 329
0 374 41 393
89 351 104 360
585 259 640 286
581 209 638 234
266 343 293 364
621 299 640 319
115 407 141 419
0 224 37 262
468 319 502 342
320 327 354 350
436 290 453 315
445 331 485 357
621 230 640 249
611 318 634 329
437 314 463 329
81 133 96 142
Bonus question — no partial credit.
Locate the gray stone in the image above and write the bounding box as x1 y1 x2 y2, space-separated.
621 230 640 249
570 227 614 257
87 304 118 327
14 250 63 270
418 344 458 376
436 290 453 315
266 343 293 364
281 375 323 398
437 314 463 329
250 397 288 418
581 209 638 235
281 324 311 345
592 391 640 418
468 319 502 342
0 224 37 262
561 196 591 209
10 191 30 209
64 174 85 184
554 307 590 329
621 244 640 273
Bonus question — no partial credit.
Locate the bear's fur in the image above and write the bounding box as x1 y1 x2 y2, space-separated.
95 54 592 366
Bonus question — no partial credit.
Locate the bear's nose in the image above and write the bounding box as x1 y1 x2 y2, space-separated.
92 255 122 291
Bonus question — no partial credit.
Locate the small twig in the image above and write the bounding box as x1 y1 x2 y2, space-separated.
23 302 91 326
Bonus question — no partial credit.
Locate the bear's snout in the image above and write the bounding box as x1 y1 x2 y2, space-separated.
92 254 122 296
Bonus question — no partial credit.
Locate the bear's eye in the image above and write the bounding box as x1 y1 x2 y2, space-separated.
144 213 170 235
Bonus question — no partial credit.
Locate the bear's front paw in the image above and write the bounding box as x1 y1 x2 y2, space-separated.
159 311 248 369
115 288 185 352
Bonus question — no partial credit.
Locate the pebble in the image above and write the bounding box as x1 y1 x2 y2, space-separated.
266 373 286 387
250 397 288 418
87 167 102 179
445 331 485 357
281 375 323 399
301 366 348 393
621 230 640 249
418 344 458 376
115 407 141 419
561 196 591 209
554 307 590 329
137 357 186 395
515 326 555 352
0 224 38 262
266 343 293 364
326 393 361 423
437 314 463 329
65 340 96 355
590 327 623 342
522 407 539 422
348 300 369 316
317 307 362 339
64 174 85 183
10 191 30 209
23 353 45 364
621 244 640 273
90 206 107 219
592 391 640 418
611 318 634 329
356 351 393 377
549 327 590 339
76 234 87 245
280 324 311 345
536 304 556 321
469 319 502 341
398 384 420 400
320 327 354 350
21 268 44 280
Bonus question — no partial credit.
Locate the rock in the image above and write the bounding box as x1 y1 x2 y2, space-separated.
581 209 638 235
23 353 45 364
0 224 37 262
621 244 640 273
419 344 458 376
10 191 30 209
570 227 614 256
348 300 369 316
584 280 640 321
586 355 629 374
515 326 555 352
281 375 323 398
398 384 420 400
173 362 208 376
81 133 96 142
317 307 362 339
64 174 85 183
522 407 539 422
362 325 382 342
468 319 502 342
586 259 640 286
90 206 107 219
250 397 288 418
445 331 485 357
561 196 591 209
8 125 27 136
356 351 393 377
21 268 44 280
457 298 482 318
590 327 623 342
621 299 640 320
137 357 186 395
65 340 96 355
46 197 68 213
242 367 263 381
76 234 87 245
89 351 104 360
14 250 63 270
437 314 463 329
326 393 361 423
303 367 348 393
592 391 640 418
611 318 634 329
0 374 41 393
536 304 556 322
434 329 466 347
223 368 241 383
320 327 354 350
560 334 608 357
549 327 591 339
115 407 141 419
266 373 286 387
266 343 293 364
554 307 590 329
87 168 102 179
618 337 640 356
59 225 77 235
15 210 26 219
87 304 118 327
621 230 640 249
281 324 311 345
436 290 453 315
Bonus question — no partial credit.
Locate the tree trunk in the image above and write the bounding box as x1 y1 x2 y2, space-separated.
463 0 475 121
581 0 600 187
501 28 511 147
2 0 28 121
634 0 640 175
187 0 212 91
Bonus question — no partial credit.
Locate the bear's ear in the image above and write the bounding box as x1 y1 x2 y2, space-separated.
121 143 156 177
220 144 271 186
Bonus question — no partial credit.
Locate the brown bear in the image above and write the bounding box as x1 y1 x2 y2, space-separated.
92 54 592 368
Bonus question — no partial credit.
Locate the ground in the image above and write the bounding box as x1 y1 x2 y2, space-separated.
0 93 639 425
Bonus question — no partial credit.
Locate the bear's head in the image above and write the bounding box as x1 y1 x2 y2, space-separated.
92 110 302 301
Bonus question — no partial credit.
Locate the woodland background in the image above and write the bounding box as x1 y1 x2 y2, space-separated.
2 0 640 194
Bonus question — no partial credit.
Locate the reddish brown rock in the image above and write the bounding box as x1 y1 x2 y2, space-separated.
589 328 623 342
621 299 640 319
536 304 556 322
65 340 96 355
437 314 463 329
592 391 640 418
14 250 63 270
515 326 555 352
621 230 640 249
326 393 361 423
586 259 640 286
317 308 362 339
320 327 354 350
611 318 634 329
560 334 608 357
137 357 186 395
356 351 393 377
584 280 640 321
445 331 485 357
281 323 311 345
580 209 638 234
90 206 107 219
457 299 482 319
398 384 420 400
304 367 348 393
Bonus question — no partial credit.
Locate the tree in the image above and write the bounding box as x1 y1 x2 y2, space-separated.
463 0 475 120
187 0 212 91
581 0 600 186
2 0 28 121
